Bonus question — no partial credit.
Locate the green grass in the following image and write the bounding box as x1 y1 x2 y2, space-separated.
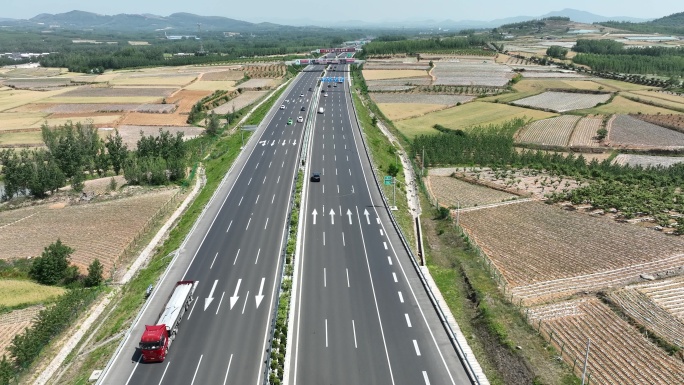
394 102 556 139
0 279 66 309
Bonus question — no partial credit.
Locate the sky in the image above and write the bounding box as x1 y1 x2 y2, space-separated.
1 0 681 23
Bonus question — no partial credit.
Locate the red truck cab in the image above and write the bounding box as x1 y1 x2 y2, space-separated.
139 324 169 362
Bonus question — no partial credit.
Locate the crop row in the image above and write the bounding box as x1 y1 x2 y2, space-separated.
0 189 178 274
636 276 684 321
512 91 610 112
370 93 474 105
60 86 177 98
431 61 512 87
458 201 684 304
608 287 684 347
633 113 684 132
612 154 684 168
530 298 684 385
0 306 42 355
427 175 517 209
568 116 602 147
608 114 684 148
516 115 580 147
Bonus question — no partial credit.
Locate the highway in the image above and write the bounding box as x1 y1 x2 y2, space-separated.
288 64 472 384
101 66 325 385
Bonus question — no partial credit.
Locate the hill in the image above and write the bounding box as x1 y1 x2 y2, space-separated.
601 11 684 34
5 10 262 33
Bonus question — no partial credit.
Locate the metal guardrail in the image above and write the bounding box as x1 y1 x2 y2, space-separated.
346 80 484 385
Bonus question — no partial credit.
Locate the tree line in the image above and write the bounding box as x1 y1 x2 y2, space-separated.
359 35 491 57
0 122 190 201
413 119 684 231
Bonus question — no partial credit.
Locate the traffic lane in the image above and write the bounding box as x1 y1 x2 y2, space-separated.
296 204 393 384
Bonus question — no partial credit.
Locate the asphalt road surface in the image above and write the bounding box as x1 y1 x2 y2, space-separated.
101 66 324 385
288 64 472 385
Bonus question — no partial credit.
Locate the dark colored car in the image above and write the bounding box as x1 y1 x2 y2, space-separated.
310 172 321 182
301 106 306 111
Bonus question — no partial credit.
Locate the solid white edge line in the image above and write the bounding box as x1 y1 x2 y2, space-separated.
346 77 458 384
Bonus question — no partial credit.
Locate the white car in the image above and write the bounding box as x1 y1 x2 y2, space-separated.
280 105 285 110
300 93 304 97
297 116 304 123
324 93 328 97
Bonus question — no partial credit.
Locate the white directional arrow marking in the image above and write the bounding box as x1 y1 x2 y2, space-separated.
293 139 297 145
312 209 318 225
347 209 353 224
271 140 275 146
259 140 266 146
229 279 242 309
364 209 371 224
205 280 218 311
329 209 335 225
282 140 286 146
255 278 265 308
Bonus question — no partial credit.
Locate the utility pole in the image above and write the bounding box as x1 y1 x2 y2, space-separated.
422 146 425 176
581 338 591 385
393 177 396 209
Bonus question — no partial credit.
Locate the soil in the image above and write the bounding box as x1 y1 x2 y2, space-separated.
421 215 538 384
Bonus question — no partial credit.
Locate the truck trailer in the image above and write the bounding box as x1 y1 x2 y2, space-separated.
138 280 197 362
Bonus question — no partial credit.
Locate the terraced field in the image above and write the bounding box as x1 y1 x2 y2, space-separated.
211 91 267 114
608 114 684 148
427 176 517 209
612 154 684 168
458 201 684 304
609 283 684 347
432 60 512 87
108 125 205 148
0 188 179 274
529 298 684 385
0 306 43 356
568 116 603 147
515 115 580 146
370 94 475 105
512 91 611 112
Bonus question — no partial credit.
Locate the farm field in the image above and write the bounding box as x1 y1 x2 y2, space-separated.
394 101 556 139
0 113 48 131
579 95 682 115
57 87 177 98
0 88 72 112
199 69 245 81
608 114 684 148
481 79 607 103
40 115 123 129
370 94 475 105
529 298 684 385
612 154 684 168
631 90 684 105
431 60 512 87
0 280 65 308
623 91 684 111
362 62 429 71
108 76 196 87
515 115 581 146
458 201 684 304
184 80 236 91
239 78 278 89
362 69 428 80
634 113 684 132
106 126 205 148
452 166 586 199
633 276 684 321
366 76 432 92
117 112 186 127
0 306 43 356
568 116 602 147
592 79 655 91
0 130 43 146
376 103 448 121
43 103 175 114
426 175 518 208
0 188 180 274
211 90 268 114
512 91 611 112
609 282 684 347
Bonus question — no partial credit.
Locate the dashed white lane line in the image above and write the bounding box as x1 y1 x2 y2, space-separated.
264 217 269 230
413 340 421 356
392 272 398 282
398 291 404 303
383 242 388 250
325 319 329 347
352 320 358 348
210 252 218 269
272 194 276 204
226 220 233 233
233 249 240 265
255 195 260 204
346 268 350 287
255 249 261 264
422 371 430 385
405 314 412 328
190 355 203 385
238 196 243 206
245 217 251 230
388 256 393 265
324 268 326 287
380 229 384 236
222 354 234 385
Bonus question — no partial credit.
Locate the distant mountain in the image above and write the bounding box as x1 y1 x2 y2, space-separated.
648 11 684 27
539 9 648 23
5 10 264 33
